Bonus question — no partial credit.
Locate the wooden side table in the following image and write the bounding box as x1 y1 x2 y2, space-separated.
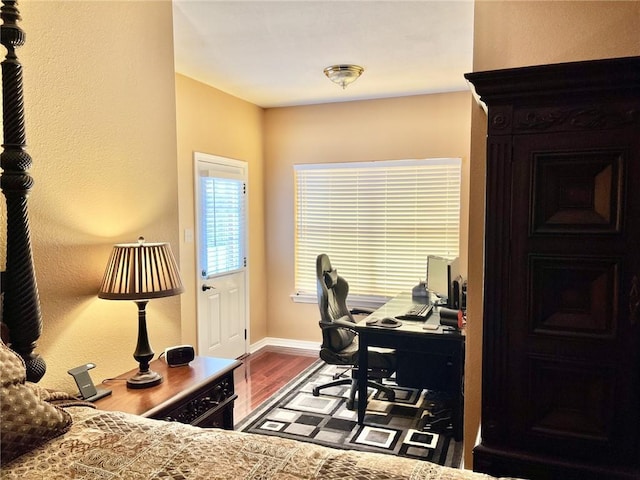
94 356 241 430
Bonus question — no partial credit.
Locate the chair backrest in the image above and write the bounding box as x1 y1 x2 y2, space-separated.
316 254 356 352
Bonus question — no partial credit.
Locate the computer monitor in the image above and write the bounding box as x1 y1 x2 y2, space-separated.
426 255 449 303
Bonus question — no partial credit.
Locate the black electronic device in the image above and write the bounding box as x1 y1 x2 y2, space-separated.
439 307 461 328
67 363 112 402
164 345 195 367
396 303 434 321
379 317 403 328
411 281 429 300
461 280 467 309
447 257 460 308
365 317 403 328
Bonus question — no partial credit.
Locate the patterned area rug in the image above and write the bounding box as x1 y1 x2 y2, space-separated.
237 361 463 468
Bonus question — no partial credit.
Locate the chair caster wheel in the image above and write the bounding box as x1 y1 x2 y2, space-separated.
312 388 320 396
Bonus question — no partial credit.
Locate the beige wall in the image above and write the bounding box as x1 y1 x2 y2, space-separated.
0 1 181 392
174 74 266 347
263 92 472 342
465 0 640 468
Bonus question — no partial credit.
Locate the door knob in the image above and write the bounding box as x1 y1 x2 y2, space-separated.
202 284 215 292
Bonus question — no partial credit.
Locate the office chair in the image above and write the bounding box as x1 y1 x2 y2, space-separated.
313 253 396 410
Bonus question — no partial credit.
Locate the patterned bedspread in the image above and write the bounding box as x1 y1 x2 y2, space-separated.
2 407 515 480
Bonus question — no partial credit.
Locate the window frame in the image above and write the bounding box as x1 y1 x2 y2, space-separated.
292 158 461 307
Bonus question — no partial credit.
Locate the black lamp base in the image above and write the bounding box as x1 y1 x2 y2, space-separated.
126 369 163 389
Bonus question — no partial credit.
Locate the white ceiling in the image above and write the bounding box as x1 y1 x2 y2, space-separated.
172 1 475 108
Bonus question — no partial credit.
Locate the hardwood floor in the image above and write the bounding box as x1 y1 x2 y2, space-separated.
233 347 318 425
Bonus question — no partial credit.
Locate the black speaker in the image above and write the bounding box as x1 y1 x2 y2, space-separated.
165 345 195 367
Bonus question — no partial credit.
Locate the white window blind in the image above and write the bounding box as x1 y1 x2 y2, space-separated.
199 176 245 277
294 158 461 300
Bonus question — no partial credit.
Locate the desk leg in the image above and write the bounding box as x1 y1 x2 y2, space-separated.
357 334 368 424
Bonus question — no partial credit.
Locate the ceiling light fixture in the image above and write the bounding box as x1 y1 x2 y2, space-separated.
323 64 364 89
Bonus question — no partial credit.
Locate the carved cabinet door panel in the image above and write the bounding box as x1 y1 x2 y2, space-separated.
504 127 640 465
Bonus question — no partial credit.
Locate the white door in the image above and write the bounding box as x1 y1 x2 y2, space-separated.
195 152 248 359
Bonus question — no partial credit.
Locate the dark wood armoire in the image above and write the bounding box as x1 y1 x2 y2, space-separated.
465 57 640 480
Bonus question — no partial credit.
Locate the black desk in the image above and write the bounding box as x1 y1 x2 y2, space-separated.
354 292 465 441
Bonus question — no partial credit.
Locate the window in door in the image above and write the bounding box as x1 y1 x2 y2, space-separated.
199 175 245 278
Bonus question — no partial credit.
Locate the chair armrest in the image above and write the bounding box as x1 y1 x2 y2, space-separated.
319 315 357 332
350 307 375 316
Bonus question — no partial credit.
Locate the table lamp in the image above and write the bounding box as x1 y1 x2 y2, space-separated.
98 237 184 389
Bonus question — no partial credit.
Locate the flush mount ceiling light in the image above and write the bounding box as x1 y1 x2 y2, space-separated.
323 64 364 89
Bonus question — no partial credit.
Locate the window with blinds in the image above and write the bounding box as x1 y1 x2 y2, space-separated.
294 158 461 302
199 176 245 278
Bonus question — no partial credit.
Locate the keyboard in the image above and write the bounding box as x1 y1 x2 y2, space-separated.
395 303 433 321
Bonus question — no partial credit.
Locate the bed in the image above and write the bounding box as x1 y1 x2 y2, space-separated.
0 2 518 478
0 340 511 480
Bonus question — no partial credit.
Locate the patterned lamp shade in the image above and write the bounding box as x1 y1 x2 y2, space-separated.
99 237 184 301
98 237 184 389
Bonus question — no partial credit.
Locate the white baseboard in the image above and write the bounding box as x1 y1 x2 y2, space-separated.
249 337 319 356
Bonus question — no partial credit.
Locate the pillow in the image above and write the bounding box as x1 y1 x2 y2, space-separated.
0 340 72 464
